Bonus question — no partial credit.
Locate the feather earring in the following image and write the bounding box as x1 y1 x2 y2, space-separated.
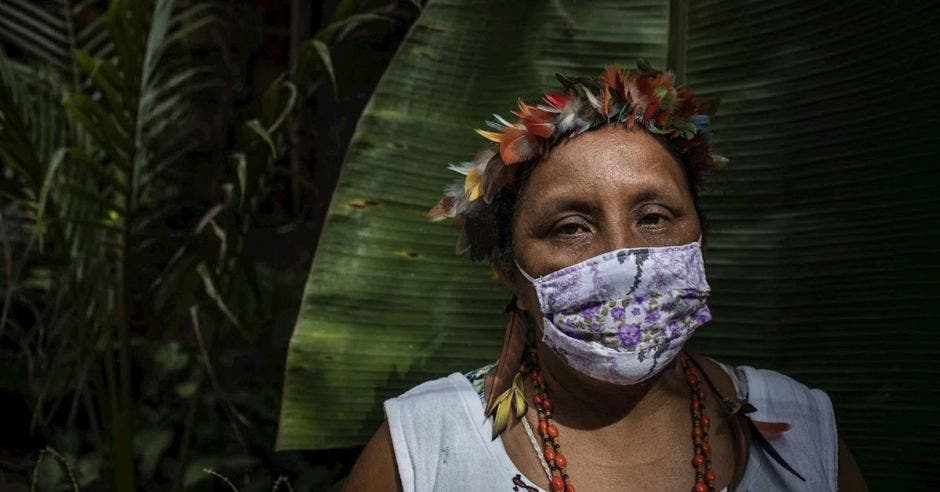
484 296 529 439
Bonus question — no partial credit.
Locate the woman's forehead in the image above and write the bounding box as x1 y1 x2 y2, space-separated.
520 128 689 206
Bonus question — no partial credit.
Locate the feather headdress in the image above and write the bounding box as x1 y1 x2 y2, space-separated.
428 61 727 263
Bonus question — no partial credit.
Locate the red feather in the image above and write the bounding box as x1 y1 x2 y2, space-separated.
499 126 536 164
542 91 570 111
753 420 792 440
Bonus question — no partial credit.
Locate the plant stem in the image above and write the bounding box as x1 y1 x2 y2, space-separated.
172 387 201 492
289 0 312 218
112 255 135 492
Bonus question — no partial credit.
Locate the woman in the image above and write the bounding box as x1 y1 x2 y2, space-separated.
344 64 867 491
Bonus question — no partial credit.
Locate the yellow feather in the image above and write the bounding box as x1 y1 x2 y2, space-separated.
485 386 510 417
486 372 529 439
464 167 483 201
475 128 503 142
493 393 512 439
512 386 527 417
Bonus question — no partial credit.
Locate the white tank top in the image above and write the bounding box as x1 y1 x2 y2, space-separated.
384 362 838 491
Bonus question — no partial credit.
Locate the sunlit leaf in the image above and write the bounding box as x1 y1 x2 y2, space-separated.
278 0 670 450
279 3 940 489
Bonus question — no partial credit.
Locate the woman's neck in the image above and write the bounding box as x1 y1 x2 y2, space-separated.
534 341 688 431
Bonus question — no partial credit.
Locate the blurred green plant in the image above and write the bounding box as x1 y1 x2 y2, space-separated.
0 0 419 490
0 0 292 488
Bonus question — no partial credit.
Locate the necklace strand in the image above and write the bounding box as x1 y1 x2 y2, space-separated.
520 412 553 480
522 348 716 492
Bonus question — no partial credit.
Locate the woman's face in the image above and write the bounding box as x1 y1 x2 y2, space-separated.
508 125 702 314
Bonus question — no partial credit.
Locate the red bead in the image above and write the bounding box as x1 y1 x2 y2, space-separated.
555 452 567 469
564 484 576 492
701 441 712 454
531 370 541 380
701 414 711 429
693 482 708 492
542 398 553 412
691 400 700 412
692 453 705 467
538 419 548 436
534 394 544 406
706 469 717 483
686 374 698 385
693 425 703 439
544 447 556 464
551 475 564 491
547 423 559 438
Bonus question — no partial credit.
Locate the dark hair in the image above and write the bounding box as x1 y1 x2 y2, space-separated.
487 129 707 269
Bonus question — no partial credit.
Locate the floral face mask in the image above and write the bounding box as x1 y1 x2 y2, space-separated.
516 238 712 385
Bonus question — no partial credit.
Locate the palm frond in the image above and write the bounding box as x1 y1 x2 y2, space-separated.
0 0 112 82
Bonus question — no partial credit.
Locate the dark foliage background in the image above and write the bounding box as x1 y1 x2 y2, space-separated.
1 1 938 491
0 0 420 490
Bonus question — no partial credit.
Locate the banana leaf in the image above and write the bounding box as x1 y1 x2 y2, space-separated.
279 1 940 488
682 2 940 488
277 0 670 449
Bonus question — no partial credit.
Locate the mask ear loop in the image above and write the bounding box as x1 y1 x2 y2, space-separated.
513 259 539 284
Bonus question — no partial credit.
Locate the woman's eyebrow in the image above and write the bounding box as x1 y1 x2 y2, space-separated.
529 196 600 221
629 187 678 207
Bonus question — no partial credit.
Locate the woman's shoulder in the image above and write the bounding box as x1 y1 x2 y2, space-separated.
700 355 833 409
382 364 518 492
384 363 495 407
727 363 835 422
382 365 493 439
386 363 493 404
706 357 839 490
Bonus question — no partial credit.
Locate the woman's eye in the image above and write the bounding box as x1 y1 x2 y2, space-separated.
553 221 588 235
639 213 667 226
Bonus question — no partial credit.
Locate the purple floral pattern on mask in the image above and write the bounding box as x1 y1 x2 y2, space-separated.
519 239 712 385
543 267 580 309
617 323 642 349
580 302 601 317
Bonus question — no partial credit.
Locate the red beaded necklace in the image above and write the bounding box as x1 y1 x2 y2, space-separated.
523 347 717 492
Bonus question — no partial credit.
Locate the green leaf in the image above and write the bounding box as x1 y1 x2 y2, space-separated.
679 3 940 489
277 0 669 451
244 119 276 159
258 73 290 131
332 0 362 21
74 51 126 122
196 263 246 339
280 3 940 489
314 13 390 45
0 0 72 71
294 38 338 99
154 341 190 374
233 151 247 209
312 39 337 100
134 427 174 479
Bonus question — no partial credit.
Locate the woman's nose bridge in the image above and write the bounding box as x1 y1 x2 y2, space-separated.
598 210 641 251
